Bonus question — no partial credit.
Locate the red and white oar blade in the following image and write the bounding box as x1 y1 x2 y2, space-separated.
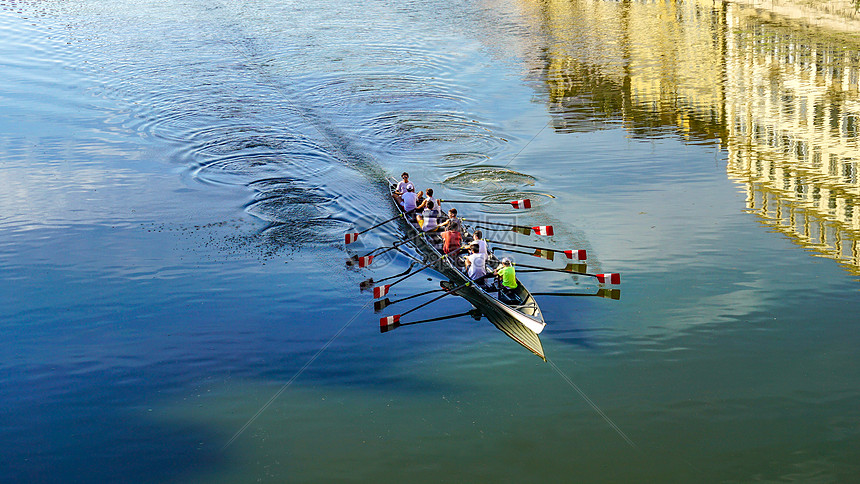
357 255 374 268
345 233 360 244
510 199 532 209
564 249 587 260
595 273 621 285
533 249 554 261
532 225 554 236
372 284 391 298
379 314 401 332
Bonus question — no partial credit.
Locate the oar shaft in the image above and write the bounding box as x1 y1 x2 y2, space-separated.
513 262 594 277
486 238 560 253
400 281 471 318
399 310 475 327
493 247 537 258
357 213 402 235
440 200 509 205
461 218 531 230
389 253 449 288
390 288 445 305
363 232 424 258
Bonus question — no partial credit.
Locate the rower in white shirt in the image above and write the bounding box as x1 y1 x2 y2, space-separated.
416 187 439 212
464 243 487 281
393 172 414 206
401 186 418 214
472 230 488 256
417 200 440 232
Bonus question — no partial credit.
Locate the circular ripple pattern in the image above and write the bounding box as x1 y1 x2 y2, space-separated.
443 166 536 194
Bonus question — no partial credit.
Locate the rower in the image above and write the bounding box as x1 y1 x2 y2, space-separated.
393 172 414 205
464 243 488 282
437 207 462 233
416 200 440 232
401 185 418 216
416 188 438 212
494 257 520 303
439 208 463 254
471 229 488 257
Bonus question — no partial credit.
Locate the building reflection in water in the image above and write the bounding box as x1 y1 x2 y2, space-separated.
529 0 860 275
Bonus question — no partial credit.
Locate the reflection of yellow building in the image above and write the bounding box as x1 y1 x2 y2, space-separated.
725 4 860 273
530 0 860 274
539 0 727 141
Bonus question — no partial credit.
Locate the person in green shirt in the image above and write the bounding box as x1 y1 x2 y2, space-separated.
495 258 517 288
494 257 520 304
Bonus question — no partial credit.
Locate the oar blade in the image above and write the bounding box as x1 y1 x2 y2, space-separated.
372 284 391 298
532 225 554 236
595 273 621 285
533 248 554 261
511 226 531 235
379 314 401 332
564 249 587 260
510 199 532 209
357 255 374 268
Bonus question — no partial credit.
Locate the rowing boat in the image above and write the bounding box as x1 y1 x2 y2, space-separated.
386 179 547 360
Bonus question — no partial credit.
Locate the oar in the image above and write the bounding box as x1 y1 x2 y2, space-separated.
347 232 425 267
380 309 482 333
473 224 532 235
368 253 450 298
493 246 556 261
532 288 621 300
486 238 586 260
513 262 621 284
345 213 403 244
379 281 472 330
463 218 553 236
359 262 416 291
518 262 587 274
439 198 532 209
374 287 446 312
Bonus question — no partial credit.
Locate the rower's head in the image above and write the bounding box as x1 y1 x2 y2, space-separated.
401 172 409 180
426 201 435 210
502 257 512 266
474 230 483 239
470 243 479 253
406 186 414 192
448 208 457 217
426 188 433 197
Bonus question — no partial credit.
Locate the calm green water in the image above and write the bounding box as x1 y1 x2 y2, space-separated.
2 0 859 482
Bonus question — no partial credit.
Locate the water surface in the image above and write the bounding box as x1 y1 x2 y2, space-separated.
2 0 859 482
